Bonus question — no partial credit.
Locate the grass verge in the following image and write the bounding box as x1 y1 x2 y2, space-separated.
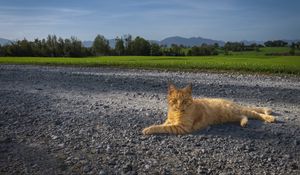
0 55 300 75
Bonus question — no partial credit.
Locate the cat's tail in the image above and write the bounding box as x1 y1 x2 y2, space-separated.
241 107 275 123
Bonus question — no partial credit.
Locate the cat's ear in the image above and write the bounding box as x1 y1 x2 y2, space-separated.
168 82 176 93
184 83 192 94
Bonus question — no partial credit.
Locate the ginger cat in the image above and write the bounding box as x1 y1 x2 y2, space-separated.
142 83 275 135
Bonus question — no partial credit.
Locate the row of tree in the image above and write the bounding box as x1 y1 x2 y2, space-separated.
93 35 192 56
291 42 300 49
1 35 299 57
187 45 218 56
0 35 93 57
224 42 261 52
263 40 300 48
0 34 219 57
264 40 288 47
93 35 166 56
93 35 220 56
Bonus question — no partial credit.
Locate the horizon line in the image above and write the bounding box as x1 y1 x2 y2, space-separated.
1 35 300 43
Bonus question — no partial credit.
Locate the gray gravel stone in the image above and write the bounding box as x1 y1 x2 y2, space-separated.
0 65 300 174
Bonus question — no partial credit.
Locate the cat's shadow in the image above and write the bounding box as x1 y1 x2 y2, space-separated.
144 112 287 140
192 118 285 140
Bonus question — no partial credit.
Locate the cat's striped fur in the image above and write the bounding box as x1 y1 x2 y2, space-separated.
142 83 275 135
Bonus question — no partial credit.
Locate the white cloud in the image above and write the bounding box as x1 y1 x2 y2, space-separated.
0 6 92 26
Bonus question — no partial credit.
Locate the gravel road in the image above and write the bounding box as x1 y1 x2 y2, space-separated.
0 65 299 175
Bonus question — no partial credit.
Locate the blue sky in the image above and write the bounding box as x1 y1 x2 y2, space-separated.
0 0 299 41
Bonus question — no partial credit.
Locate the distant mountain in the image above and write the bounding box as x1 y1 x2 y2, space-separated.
0 38 12 45
160 36 225 47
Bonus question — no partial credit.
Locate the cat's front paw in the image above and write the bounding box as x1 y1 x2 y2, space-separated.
142 127 153 135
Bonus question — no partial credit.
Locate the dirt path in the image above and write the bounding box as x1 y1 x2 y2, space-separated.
0 65 299 174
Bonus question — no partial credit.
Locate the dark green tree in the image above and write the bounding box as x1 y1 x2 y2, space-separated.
124 34 133 55
46 35 59 56
57 37 65 56
170 44 184 56
115 37 125 56
189 44 218 56
214 43 219 49
92 34 110 56
70 36 84 57
296 42 300 49
131 36 151 56
264 40 288 47
290 42 296 55
150 43 162 56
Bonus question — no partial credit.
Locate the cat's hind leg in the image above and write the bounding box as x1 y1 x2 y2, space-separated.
242 109 275 123
248 107 272 115
260 114 275 123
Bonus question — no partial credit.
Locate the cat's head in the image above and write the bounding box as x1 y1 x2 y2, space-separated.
167 83 193 112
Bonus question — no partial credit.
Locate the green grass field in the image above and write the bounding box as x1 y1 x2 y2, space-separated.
1 47 300 75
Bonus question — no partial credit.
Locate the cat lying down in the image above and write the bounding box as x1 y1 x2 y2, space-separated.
143 83 275 135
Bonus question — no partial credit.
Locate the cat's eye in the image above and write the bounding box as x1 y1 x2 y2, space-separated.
172 99 177 103
183 99 190 103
